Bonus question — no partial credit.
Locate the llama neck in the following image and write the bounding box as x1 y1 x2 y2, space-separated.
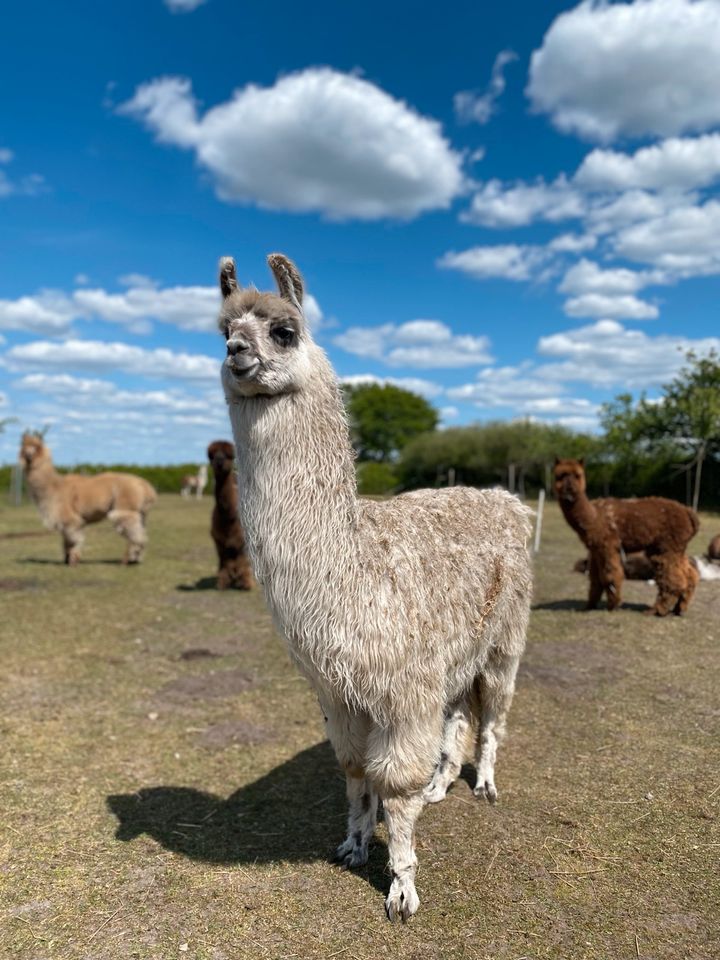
227 352 358 599
25 456 61 503
559 490 598 544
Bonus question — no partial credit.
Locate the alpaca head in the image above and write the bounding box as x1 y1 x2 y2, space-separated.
553 457 586 504
218 253 314 400
19 431 49 471
208 440 235 476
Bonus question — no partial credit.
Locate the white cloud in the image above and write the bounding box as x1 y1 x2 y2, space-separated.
341 373 444 399
164 0 207 11
0 291 77 335
447 364 564 407
438 244 549 281
576 133 720 192
562 292 659 320
537 319 720 387
462 175 584 227
613 198 720 274
73 282 219 333
548 232 597 253
119 69 464 221
559 259 658 296
6 339 220 382
528 0 720 142
14 373 212 414
454 49 517 125
334 319 493 369
0 147 45 199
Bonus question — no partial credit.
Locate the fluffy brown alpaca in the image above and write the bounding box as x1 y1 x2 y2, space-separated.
207 440 253 590
573 551 655 580
554 458 699 616
19 432 156 565
708 534 720 561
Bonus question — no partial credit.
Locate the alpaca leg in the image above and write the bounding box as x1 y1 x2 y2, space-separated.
109 510 147 564
62 526 85 565
423 698 472 804
600 549 624 611
648 553 686 616
674 557 699 615
321 700 375 867
334 774 378 868
586 555 604 609
383 792 424 922
473 652 520 803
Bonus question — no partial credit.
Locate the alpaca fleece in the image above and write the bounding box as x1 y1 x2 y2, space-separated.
207 439 253 590
555 458 698 616
219 253 533 921
19 432 156 565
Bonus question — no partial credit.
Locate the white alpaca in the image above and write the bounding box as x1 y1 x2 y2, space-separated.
180 463 208 500
219 254 533 921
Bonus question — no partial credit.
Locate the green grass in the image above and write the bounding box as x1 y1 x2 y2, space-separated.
1 495 719 959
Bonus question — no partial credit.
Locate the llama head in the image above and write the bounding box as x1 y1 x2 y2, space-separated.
19 431 49 469
208 439 235 475
553 457 586 504
218 253 314 399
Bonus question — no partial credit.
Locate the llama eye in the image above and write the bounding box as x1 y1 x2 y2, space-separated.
271 326 295 347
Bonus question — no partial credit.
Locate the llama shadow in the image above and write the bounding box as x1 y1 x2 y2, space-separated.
176 577 219 592
533 598 649 613
107 740 389 895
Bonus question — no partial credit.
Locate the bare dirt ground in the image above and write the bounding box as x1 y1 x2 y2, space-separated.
1 495 718 959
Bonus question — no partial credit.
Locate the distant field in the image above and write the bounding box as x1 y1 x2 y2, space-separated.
1 495 719 959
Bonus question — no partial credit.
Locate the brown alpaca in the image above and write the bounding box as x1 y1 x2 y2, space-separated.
554 458 699 616
19 432 156 565
708 534 720 561
207 440 253 590
573 550 655 580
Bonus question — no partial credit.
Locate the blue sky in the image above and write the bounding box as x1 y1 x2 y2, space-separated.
2 0 720 464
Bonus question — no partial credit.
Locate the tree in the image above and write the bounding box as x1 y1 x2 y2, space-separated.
344 383 438 462
601 351 720 510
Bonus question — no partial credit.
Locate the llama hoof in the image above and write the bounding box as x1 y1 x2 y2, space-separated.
333 838 368 869
385 877 419 923
473 780 498 804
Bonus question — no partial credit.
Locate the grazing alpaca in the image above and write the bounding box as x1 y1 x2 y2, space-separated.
554 458 699 616
207 440 253 590
19 432 156 565
218 253 533 921
181 463 208 499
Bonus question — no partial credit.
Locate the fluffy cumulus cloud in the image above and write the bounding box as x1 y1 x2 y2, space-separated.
528 0 720 143
454 50 517 125
119 69 464 220
558 258 661 318
613 199 720 274
6 339 220 382
437 244 549 281
333 319 493 369
447 364 563 407
0 148 45 199
538 319 720 387
576 133 720 192
341 373 444 399
462 175 585 228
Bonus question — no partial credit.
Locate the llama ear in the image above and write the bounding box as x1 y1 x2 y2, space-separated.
267 253 304 313
219 257 239 298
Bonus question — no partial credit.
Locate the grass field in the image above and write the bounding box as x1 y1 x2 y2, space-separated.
1 494 719 960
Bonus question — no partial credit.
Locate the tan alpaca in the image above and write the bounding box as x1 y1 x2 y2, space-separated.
219 253 533 921
19 432 156 565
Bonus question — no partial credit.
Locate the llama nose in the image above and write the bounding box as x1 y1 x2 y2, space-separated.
227 337 250 356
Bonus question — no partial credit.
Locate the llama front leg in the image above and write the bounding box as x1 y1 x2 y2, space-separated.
423 698 471 804
648 552 686 616
473 653 520 803
334 774 378 868
383 792 424 922
62 526 85 565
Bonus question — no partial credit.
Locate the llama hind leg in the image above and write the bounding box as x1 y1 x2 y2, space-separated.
109 509 147 564
648 552 686 616
473 652 521 803
423 698 472 804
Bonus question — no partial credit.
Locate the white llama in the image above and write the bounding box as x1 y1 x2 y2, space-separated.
219 254 533 921
180 463 208 499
